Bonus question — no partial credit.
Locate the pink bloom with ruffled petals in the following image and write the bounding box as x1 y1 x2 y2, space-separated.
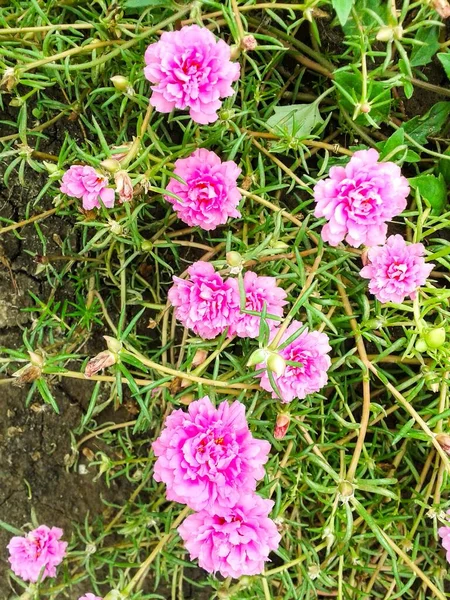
360 234 434 304
152 396 270 511
168 261 240 339
7 525 67 583
257 320 331 403
78 595 102 600
178 492 280 578
165 149 241 230
61 165 115 210
228 271 287 338
144 25 240 124
313 149 409 247
438 512 450 563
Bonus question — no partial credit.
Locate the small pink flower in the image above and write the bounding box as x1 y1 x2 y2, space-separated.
144 24 240 124
60 165 115 210
168 261 240 339
313 149 409 247
165 149 241 231
178 492 281 578
7 525 67 583
439 513 450 563
257 320 331 403
78 595 102 600
360 234 434 304
228 271 287 338
152 396 270 511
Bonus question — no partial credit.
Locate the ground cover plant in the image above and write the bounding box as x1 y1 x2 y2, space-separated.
0 0 450 598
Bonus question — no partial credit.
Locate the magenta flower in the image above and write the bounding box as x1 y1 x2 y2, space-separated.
144 24 240 124
60 165 115 210
7 525 67 583
360 234 434 304
78 595 102 600
438 514 450 563
152 396 270 511
228 271 287 338
168 261 240 339
165 149 241 231
313 149 409 247
178 492 281 578
257 320 331 403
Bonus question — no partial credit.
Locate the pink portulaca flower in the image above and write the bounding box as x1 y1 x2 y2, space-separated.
360 234 434 304
60 165 115 210
79 595 102 600
165 149 241 231
168 261 240 339
313 149 409 247
152 396 270 511
7 525 67 583
438 513 450 563
144 24 240 124
178 492 281 578
257 320 331 403
228 271 287 338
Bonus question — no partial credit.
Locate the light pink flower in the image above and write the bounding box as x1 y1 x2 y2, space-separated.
152 396 270 511
313 149 409 247
165 149 241 231
228 271 287 338
78 595 102 600
60 165 115 210
360 234 434 304
178 492 281 578
257 320 331 403
144 24 240 124
168 261 240 339
438 513 450 563
7 525 67 583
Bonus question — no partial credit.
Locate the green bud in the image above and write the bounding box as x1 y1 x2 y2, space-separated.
104 335 123 354
415 338 428 353
247 348 268 367
226 251 243 268
267 352 286 377
101 158 121 173
338 480 354 501
110 75 130 92
424 327 446 349
141 240 153 252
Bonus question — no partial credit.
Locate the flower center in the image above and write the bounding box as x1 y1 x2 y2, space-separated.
387 261 407 280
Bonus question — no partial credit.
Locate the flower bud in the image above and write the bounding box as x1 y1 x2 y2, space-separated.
424 327 446 349
393 25 403 40
267 352 286 377
1 67 18 92
241 35 257 51
274 413 290 439
360 102 371 114
141 240 153 252
247 348 268 367
12 364 42 386
308 564 320 580
85 350 116 378
338 480 354 502
108 220 122 235
230 44 241 61
192 349 208 368
376 26 394 42
110 75 133 95
436 433 450 454
104 336 123 354
114 170 133 203
433 0 450 18
103 590 125 600
415 338 428 353
101 158 121 173
269 240 289 250
226 251 243 268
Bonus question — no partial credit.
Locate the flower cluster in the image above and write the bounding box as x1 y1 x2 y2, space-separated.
144 24 240 124
168 261 286 340
165 148 241 230
61 165 133 210
7 525 67 583
153 397 280 578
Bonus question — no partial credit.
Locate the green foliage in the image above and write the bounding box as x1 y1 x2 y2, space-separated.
409 174 448 215
437 52 450 79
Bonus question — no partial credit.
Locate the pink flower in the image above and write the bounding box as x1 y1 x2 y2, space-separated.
438 513 450 563
61 165 115 210
313 149 409 247
144 25 240 125
78 595 102 600
228 271 287 338
178 492 281 578
7 525 67 583
360 234 434 304
257 320 331 403
168 261 240 339
152 396 270 511
165 149 241 231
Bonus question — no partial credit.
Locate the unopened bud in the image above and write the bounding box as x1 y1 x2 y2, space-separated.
108 220 122 236
365 318 385 330
226 251 243 268
436 433 450 455
338 480 354 502
85 350 116 378
360 102 371 114
267 352 286 377
104 336 123 354
241 35 257 51
110 75 133 95
415 338 428 353
101 158 121 173
12 364 42 386
376 26 394 42
269 240 289 250
179 394 195 406
274 413 290 439
141 240 153 251
247 348 268 367
1 67 18 92
308 564 320 580
230 44 241 61
424 327 446 349
114 170 133 203
28 351 44 367
192 349 208 368
422 367 440 393
393 25 403 39
43 161 62 178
